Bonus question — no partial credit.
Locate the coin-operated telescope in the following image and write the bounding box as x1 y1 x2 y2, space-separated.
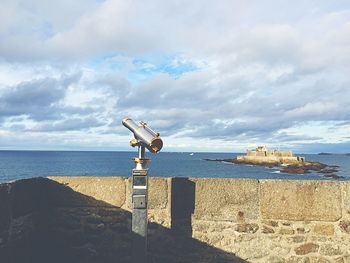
122 117 163 263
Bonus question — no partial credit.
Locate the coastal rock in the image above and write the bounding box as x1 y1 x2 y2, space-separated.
281 166 307 174
205 154 339 176
322 174 344 179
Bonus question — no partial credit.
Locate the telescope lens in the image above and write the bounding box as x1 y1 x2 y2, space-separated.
150 137 163 153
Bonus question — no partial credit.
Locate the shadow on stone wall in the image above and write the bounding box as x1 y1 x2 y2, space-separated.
0 178 247 263
171 178 195 237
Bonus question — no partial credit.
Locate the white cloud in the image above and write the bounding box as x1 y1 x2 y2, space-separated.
0 0 350 152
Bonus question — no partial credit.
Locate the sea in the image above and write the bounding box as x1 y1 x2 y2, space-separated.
0 151 349 183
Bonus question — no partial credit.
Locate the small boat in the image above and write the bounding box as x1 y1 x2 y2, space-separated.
190 153 194 156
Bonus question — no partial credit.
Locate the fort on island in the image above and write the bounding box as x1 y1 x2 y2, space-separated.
237 146 305 164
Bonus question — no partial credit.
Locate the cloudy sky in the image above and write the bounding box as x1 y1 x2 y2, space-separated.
0 0 350 153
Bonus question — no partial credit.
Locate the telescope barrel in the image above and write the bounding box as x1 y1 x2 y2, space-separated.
122 118 139 134
122 117 163 153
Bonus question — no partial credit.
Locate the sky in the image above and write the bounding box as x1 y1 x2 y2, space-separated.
0 0 350 153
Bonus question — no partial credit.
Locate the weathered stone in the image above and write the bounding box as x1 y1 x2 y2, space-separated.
2 176 350 263
339 220 350 234
84 222 106 235
260 180 342 221
268 255 285 263
7 214 35 243
207 222 234 232
86 213 103 224
10 178 55 217
319 244 343 256
148 178 169 209
192 178 259 221
206 233 225 246
279 228 295 235
333 258 344 263
234 223 259 233
263 220 279 227
310 236 328 242
237 237 270 259
286 256 310 263
287 236 306 243
270 243 291 256
309 257 330 263
296 227 309 234
313 224 334 236
295 243 319 255
262 225 275 234
235 234 256 242
49 176 126 207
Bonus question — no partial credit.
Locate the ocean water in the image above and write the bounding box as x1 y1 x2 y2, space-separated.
0 151 349 183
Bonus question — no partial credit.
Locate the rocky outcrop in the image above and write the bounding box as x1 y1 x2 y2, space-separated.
205 158 342 177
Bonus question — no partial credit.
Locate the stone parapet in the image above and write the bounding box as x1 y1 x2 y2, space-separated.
260 180 342 221
0 176 349 262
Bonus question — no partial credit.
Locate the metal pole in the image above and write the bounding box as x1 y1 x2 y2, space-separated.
132 145 149 263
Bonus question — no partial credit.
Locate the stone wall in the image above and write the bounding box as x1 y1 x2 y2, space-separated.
0 176 350 263
191 179 350 263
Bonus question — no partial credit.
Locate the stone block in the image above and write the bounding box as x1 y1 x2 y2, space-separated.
288 236 306 243
339 220 350 234
286 256 310 263
49 176 126 207
260 180 342 221
295 243 319 255
262 226 275 234
313 224 334 236
320 244 342 256
192 178 259 221
309 257 331 263
148 178 169 209
234 223 259 233
279 228 295 235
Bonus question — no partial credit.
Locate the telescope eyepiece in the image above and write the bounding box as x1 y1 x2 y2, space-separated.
122 117 163 153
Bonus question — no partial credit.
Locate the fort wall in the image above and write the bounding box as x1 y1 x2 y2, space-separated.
239 147 304 164
0 177 349 262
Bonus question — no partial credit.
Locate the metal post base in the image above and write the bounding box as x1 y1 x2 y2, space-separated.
132 208 147 262
131 146 149 263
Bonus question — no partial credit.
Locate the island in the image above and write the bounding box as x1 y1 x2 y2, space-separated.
204 146 343 178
